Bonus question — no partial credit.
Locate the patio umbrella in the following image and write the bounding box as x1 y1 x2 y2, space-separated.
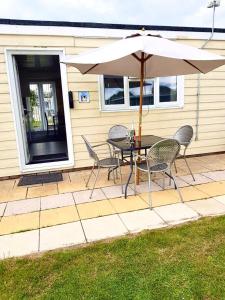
62 32 225 142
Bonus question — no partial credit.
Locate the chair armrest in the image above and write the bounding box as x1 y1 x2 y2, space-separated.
92 142 113 157
92 142 108 148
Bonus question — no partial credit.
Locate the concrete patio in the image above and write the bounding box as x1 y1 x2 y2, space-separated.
1 153 225 259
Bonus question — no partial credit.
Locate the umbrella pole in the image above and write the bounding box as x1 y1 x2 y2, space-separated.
136 52 145 185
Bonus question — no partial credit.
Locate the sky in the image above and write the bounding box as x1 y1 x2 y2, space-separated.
0 0 225 28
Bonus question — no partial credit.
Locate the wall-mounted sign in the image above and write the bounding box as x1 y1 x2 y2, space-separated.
78 91 90 103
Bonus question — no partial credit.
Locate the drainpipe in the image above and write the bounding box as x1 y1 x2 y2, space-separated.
195 0 220 140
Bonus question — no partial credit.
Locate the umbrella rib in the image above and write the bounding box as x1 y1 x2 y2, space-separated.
183 60 203 73
132 53 142 62
144 54 153 62
83 64 99 74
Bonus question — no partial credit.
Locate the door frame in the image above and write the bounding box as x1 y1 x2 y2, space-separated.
5 48 74 173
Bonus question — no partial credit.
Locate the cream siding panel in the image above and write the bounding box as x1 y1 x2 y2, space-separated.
0 63 7 74
0 131 16 142
0 113 13 123
0 103 12 112
75 38 116 48
0 140 17 150
0 73 9 83
0 54 5 62
0 167 20 177
0 158 19 169
0 94 11 103
0 149 18 159
0 34 224 176
0 84 9 94
0 35 74 47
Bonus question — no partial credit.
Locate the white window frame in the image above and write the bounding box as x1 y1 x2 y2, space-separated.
99 75 184 111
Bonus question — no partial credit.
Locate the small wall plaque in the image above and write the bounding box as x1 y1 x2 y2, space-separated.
78 91 90 103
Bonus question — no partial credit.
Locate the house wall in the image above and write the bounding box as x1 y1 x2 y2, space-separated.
0 33 225 177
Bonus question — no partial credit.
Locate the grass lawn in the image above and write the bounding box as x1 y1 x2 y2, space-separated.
1 216 225 299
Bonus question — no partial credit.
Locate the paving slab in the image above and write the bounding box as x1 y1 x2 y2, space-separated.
119 209 166 233
130 181 162 193
0 203 6 217
179 173 212 185
140 190 180 208
195 181 225 197
154 203 199 225
213 195 225 205
82 215 128 242
109 195 149 213
41 193 74 210
27 184 58 198
186 198 225 216
202 170 225 182
102 185 134 199
155 177 188 189
0 212 39 235
77 200 116 219
180 186 208 202
0 230 39 259
39 221 86 251
40 206 79 228
4 198 40 216
0 188 27 203
73 189 106 204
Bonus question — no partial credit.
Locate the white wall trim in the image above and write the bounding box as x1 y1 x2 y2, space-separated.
1 24 225 40
5 47 75 174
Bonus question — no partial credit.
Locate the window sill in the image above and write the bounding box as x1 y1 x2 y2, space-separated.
100 104 184 113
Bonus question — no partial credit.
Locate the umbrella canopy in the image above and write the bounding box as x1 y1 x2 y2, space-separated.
62 33 225 142
62 33 225 77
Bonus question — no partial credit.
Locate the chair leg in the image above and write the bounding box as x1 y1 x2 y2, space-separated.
147 172 152 209
162 172 165 190
118 163 123 194
134 165 137 195
112 167 116 184
171 172 183 203
174 160 178 173
89 167 100 199
184 156 195 181
86 163 95 187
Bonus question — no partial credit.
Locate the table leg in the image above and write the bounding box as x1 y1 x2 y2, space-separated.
125 151 133 199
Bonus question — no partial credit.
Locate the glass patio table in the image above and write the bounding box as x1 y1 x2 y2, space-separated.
107 135 164 198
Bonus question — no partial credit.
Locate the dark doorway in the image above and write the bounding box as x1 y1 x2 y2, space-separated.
14 54 68 164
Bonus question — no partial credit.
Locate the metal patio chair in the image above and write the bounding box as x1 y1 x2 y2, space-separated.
133 139 183 209
108 125 130 157
82 135 123 198
108 125 130 179
173 125 195 181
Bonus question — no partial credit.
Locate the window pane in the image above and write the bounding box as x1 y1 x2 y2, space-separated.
159 76 177 103
104 75 125 105
129 79 154 106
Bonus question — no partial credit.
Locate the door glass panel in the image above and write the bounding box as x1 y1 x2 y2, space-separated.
42 83 57 127
28 83 43 131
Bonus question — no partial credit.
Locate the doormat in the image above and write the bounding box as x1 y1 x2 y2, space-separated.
18 173 63 186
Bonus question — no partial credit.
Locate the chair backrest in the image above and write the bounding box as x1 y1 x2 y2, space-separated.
108 125 128 139
147 139 180 166
81 135 98 162
173 125 193 147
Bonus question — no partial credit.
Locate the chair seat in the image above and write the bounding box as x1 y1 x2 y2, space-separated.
99 157 123 167
137 162 168 172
